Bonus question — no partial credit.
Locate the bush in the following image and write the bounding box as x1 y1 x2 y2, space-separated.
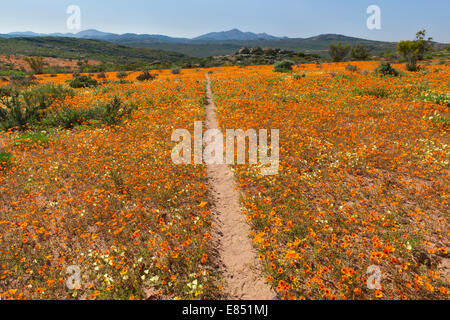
171 67 181 75
345 65 358 72
69 75 99 89
274 60 294 73
0 87 42 131
116 71 128 79
97 72 106 79
42 107 90 129
100 96 134 126
10 75 38 87
329 42 351 62
293 73 306 80
375 63 399 76
23 83 74 108
24 56 48 74
136 71 156 81
351 45 370 61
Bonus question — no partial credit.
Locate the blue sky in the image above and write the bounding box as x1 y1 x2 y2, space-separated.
1 0 449 42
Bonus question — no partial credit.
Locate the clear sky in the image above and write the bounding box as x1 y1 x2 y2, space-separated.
1 0 449 42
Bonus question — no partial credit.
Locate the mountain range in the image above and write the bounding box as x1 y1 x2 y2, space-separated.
1 28 446 58
0 28 284 42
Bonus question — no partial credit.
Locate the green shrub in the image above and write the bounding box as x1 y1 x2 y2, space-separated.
274 60 294 73
329 42 351 62
116 71 128 79
42 107 90 129
100 96 134 126
69 75 99 88
171 67 181 75
293 73 306 80
23 83 74 109
136 71 156 81
375 63 399 76
0 88 42 131
345 64 358 72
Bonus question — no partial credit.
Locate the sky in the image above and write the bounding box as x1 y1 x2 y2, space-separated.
1 0 449 42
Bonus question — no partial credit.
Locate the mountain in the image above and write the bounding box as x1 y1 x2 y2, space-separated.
3 29 446 58
2 28 281 42
193 29 280 41
73 29 118 39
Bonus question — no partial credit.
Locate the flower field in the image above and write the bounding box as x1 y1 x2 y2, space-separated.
0 61 449 300
210 62 449 300
0 70 220 299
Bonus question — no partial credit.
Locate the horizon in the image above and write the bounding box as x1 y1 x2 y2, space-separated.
0 0 449 42
1 28 423 43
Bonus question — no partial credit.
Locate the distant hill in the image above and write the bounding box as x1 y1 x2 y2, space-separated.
1 29 447 58
114 35 398 58
0 37 195 66
193 29 280 41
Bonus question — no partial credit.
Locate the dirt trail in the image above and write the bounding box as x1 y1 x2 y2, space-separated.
204 74 275 300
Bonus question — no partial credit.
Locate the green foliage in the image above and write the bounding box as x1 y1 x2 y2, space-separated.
351 45 370 60
329 42 351 62
353 86 389 98
427 112 449 129
101 96 134 126
171 67 181 75
345 65 358 72
0 87 42 130
41 107 90 129
69 75 99 88
0 150 12 169
14 131 49 146
273 60 294 73
136 71 156 81
42 96 133 128
293 73 306 80
375 63 399 76
0 83 76 131
419 92 450 107
24 56 48 74
397 29 433 72
116 71 128 79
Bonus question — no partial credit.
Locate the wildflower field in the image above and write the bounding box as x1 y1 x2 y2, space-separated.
0 61 449 300
211 62 449 300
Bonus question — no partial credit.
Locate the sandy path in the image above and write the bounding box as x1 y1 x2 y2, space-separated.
204 74 275 300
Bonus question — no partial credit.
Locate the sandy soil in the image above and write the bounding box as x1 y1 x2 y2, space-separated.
204 74 275 300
